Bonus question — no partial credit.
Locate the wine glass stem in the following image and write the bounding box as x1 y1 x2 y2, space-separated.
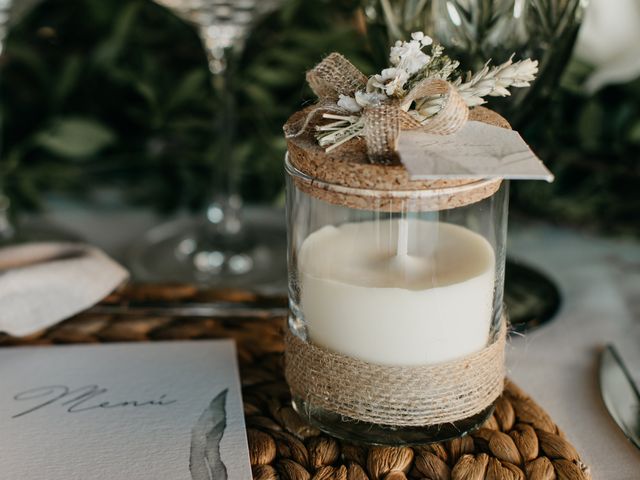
0 51 15 241
204 42 243 237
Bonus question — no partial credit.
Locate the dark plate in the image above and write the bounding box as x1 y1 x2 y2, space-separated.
505 259 562 333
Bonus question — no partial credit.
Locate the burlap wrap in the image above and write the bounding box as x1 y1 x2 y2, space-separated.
292 53 469 163
285 316 507 427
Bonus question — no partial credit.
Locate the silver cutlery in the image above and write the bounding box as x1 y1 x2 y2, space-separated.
87 302 287 319
599 344 640 450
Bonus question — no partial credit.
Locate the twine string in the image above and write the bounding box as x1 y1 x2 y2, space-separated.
285 317 507 427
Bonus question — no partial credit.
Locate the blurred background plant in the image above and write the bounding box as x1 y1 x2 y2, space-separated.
1 0 639 236
0 0 370 213
513 0 640 236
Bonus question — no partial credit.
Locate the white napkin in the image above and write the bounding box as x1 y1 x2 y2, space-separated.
0 242 129 337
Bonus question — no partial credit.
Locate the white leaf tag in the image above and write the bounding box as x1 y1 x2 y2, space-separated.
398 121 554 182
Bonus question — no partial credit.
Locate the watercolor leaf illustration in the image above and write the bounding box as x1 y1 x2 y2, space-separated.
189 389 228 480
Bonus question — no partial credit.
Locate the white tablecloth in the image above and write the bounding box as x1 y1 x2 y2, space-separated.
28 207 640 476
507 223 640 478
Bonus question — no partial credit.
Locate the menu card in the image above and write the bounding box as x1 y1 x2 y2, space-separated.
0 340 251 480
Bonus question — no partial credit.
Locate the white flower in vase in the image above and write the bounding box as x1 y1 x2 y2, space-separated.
575 0 640 91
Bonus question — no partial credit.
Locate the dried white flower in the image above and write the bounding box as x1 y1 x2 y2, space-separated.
315 31 538 148
337 94 362 113
412 56 539 123
411 31 433 46
368 67 409 97
355 90 387 108
494 58 538 89
453 57 539 106
389 32 433 75
412 103 441 118
389 41 405 66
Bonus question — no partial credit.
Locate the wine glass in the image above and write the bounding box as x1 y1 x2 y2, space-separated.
362 0 586 329
0 0 17 242
129 0 285 286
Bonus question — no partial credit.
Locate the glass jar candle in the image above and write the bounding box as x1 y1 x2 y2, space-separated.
283 111 510 445
284 155 508 444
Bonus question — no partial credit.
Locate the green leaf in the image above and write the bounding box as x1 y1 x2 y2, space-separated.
559 58 593 93
92 1 142 68
165 69 208 112
628 120 640 146
52 55 83 108
35 118 116 160
3 43 50 87
577 101 604 151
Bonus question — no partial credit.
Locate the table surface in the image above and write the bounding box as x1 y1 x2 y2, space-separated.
26 205 640 477
507 222 640 478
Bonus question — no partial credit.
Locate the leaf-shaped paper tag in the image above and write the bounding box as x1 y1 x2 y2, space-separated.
189 389 228 480
398 121 554 182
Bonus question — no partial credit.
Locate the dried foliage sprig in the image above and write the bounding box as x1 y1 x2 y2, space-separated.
316 32 538 151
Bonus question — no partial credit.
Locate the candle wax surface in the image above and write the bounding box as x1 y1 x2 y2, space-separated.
298 219 496 366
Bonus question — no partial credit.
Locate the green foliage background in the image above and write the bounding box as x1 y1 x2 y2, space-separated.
0 0 371 211
513 67 640 236
1 0 639 235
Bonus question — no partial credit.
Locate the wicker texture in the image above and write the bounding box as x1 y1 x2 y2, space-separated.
0 284 591 480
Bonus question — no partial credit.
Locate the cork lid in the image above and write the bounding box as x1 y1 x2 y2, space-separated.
285 106 510 212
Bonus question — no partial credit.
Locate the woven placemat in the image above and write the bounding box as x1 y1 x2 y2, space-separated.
0 284 591 480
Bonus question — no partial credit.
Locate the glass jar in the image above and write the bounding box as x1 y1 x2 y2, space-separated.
284 153 509 445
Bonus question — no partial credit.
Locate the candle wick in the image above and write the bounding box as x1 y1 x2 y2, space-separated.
396 217 409 257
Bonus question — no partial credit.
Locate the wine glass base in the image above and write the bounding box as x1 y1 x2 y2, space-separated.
0 219 83 245
128 210 287 289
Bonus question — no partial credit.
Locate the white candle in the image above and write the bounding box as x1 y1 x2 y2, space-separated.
298 219 496 366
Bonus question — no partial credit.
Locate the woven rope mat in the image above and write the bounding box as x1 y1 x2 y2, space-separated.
0 284 591 480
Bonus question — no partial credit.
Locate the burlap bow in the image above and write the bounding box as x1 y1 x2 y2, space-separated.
300 52 469 164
